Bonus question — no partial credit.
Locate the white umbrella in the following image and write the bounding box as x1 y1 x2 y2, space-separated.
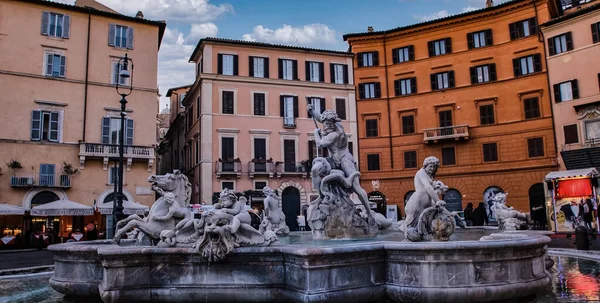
0 204 26 215
31 199 94 216
98 200 149 215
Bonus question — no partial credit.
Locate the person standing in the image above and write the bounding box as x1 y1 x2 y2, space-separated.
583 198 594 230
464 203 474 226
472 202 488 226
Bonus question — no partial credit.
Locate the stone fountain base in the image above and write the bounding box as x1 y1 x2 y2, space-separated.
49 232 551 303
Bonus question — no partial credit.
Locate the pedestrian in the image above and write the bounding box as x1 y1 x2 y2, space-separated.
86 223 98 241
464 203 474 226
472 202 488 226
583 198 594 230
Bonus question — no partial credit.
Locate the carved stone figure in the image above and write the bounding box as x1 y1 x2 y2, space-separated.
491 192 528 230
307 106 378 239
416 201 456 241
259 186 290 236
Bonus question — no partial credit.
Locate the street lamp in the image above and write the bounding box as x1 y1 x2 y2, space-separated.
112 53 134 236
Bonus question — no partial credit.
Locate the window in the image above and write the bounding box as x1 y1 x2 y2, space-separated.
359 82 381 99
404 151 417 169
365 119 379 137
253 93 266 116
553 80 579 103
249 56 268 78
585 120 600 141
187 107 193 129
197 61 202 77
196 140 200 164
335 98 347 120
218 54 238 76
593 22 600 44
221 137 235 165
306 61 324 82
331 64 348 84
367 154 380 171
527 137 544 157
41 12 70 38
102 117 134 145
308 141 328 162
428 38 452 57
468 30 492 49
196 96 201 120
509 18 537 40
179 93 187 108
402 115 415 135
307 97 325 118
357 52 378 67
394 78 416 96
513 54 542 77
482 143 498 162
221 182 234 190
222 91 234 114
431 71 455 91
524 97 541 119
280 96 298 127
254 181 267 191
254 138 267 161
279 59 297 80
392 46 414 64
283 139 296 172
548 32 573 56
439 110 453 127
563 124 579 144
108 24 133 49
44 53 66 78
470 64 497 84
442 147 456 166
31 110 59 142
112 61 129 85
108 166 119 185
39 164 56 187
479 104 495 125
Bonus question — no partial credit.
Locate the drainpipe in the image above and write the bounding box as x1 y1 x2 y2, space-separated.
382 34 394 168
82 10 91 142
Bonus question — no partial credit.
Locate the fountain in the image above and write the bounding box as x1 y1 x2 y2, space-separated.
47 107 553 303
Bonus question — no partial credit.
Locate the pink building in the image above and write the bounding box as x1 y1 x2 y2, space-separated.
542 1 600 170
178 38 356 230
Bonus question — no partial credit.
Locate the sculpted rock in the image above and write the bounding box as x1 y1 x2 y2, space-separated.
491 193 528 230
259 186 290 236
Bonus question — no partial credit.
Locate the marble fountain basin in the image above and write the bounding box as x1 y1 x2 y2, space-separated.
48 229 551 303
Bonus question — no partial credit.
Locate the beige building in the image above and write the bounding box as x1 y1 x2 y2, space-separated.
157 85 192 176
0 0 165 242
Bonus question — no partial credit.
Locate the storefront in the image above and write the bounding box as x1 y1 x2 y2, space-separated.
30 199 95 243
545 168 599 235
367 191 387 215
0 204 26 248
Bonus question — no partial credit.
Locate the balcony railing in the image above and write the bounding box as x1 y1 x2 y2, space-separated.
562 139 600 151
78 143 155 171
423 125 469 142
248 160 275 178
283 117 296 129
215 160 242 179
10 173 71 188
275 161 308 178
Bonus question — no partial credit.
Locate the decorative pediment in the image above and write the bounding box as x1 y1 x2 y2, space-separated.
576 107 600 120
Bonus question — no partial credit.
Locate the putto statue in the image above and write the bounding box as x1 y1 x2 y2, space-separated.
307 105 378 239
490 192 528 230
259 186 290 236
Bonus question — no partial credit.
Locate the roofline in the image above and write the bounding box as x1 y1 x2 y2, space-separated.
165 85 193 97
189 37 353 63
541 2 600 27
18 0 166 49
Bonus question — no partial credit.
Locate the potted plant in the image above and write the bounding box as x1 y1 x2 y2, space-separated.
6 159 22 186
60 161 78 186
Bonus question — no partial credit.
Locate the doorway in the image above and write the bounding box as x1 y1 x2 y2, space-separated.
529 183 546 230
443 189 463 212
282 187 301 231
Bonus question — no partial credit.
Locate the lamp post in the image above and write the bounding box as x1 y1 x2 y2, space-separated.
112 53 134 236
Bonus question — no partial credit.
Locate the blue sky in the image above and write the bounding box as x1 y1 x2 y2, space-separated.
54 0 507 109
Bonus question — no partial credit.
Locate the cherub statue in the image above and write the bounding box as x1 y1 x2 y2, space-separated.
259 186 289 236
490 193 528 230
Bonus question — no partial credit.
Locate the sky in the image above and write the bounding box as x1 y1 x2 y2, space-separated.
51 0 509 110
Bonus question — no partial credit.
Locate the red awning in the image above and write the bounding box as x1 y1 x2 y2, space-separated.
556 178 593 198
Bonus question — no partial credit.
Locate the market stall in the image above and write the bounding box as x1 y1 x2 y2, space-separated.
545 168 599 235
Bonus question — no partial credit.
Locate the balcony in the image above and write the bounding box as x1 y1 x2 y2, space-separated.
10 173 71 188
283 117 296 129
561 139 600 170
248 159 275 179
78 143 155 172
215 160 242 179
423 125 469 143
275 161 308 178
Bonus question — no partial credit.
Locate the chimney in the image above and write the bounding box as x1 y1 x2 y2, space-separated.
136 11 144 19
486 0 494 8
367 26 374 33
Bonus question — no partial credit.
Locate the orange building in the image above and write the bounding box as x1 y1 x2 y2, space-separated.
344 0 563 216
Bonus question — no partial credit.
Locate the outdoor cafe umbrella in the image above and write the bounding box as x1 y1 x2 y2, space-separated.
0 203 26 215
97 200 149 216
30 199 94 216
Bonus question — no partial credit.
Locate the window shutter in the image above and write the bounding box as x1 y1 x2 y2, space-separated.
374 82 381 98
485 29 493 46
254 94 260 115
372 52 379 66
264 58 269 78
280 96 285 117
306 97 313 118
392 48 399 63
343 65 349 84
411 77 417 93
320 98 326 113
572 79 579 99
445 38 452 54
319 62 324 82
529 17 538 35
470 67 477 84
408 45 415 61
553 83 562 103
197 96 200 118
31 110 42 141
49 112 59 142
430 74 437 90
547 37 555 56
336 99 346 120
292 60 298 80
218 54 223 75
467 33 474 49
233 55 238 76
330 63 335 83
127 27 134 49
102 117 111 144
394 80 400 96
308 141 314 161
59 55 66 77
293 96 299 118
358 84 365 99
278 59 283 79
108 23 116 46
565 32 573 51
305 61 310 81
489 63 497 81
533 54 542 72
448 71 455 88
41 12 49 35
509 23 517 40
357 53 364 67
512 58 520 77
126 118 134 145
62 15 70 38
249 56 254 77
427 41 434 57
592 23 600 43
46 54 53 75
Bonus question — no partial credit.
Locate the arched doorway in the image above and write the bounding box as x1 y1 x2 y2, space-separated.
31 191 60 206
404 191 415 207
443 189 463 212
103 192 129 203
529 183 546 229
483 186 504 222
282 187 301 232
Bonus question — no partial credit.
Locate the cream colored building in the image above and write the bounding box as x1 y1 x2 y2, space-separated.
0 0 165 241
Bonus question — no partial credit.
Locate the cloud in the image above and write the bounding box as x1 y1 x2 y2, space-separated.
413 10 449 22
97 0 233 22
462 6 479 12
242 24 338 47
187 23 218 43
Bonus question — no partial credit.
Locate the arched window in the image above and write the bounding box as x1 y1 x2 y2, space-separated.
404 190 415 206
103 192 129 203
31 191 59 206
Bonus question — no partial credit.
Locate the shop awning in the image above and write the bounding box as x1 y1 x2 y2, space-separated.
98 200 149 215
31 199 94 216
0 204 26 215
544 168 600 181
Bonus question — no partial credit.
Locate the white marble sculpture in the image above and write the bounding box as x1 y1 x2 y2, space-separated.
259 186 290 236
490 192 528 230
